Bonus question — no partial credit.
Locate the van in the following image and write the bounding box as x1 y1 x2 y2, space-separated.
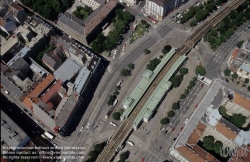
127 141 134 146
110 122 117 126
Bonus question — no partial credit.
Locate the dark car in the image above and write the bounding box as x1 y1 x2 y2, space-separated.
173 138 177 143
225 78 229 82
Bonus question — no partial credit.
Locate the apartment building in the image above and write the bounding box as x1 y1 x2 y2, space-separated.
57 0 118 46
0 2 25 35
221 92 250 125
145 0 180 20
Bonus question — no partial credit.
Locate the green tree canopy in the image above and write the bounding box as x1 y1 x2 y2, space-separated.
167 111 175 117
170 75 182 88
120 151 129 161
195 65 206 76
245 78 249 83
203 136 215 151
120 68 131 76
224 69 231 76
162 45 172 54
146 58 161 71
127 63 135 70
113 112 121 120
172 102 180 110
237 40 244 48
179 67 188 75
214 141 223 154
180 94 186 99
248 86 250 91
144 48 151 54
141 19 147 25
229 114 246 128
231 72 238 79
160 117 169 125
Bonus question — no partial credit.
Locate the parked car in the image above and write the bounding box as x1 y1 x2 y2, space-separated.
173 138 177 143
110 122 117 126
185 119 189 124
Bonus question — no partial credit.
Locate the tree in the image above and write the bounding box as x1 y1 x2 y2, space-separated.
243 84 246 87
107 95 116 106
122 11 133 23
167 111 175 117
113 112 121 120
190 19 197 27
162 45 172 54
120 152 129 161
205 1 216 12
172 102 179 110
219 106 230 119
214 141 223 154
230 10 237 19
179 67 188 75
144 49 151 54
248 86 250 91
195 9 209 22
189 80 196 87
89 151 99 158
170 75 182 88
184 89 189 95
245 78 249 83
120 68 131 76
145 23 150 28
114 19 127 34
115 86 121 91
231 72 238 79
160 117 169 125
94 142 106 152
195 65 206 76
127 63 135 70
229 114 246 128
180 94 186 99
203 136 215 151
224 69 231 76
210 29 218 36
146 58 161 71
141 19 147 25
237 40 244 48
116 9 123 19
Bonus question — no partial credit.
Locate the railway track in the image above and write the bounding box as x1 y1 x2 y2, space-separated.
95 0 246 161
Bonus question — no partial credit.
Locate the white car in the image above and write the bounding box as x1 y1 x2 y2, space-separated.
127 141 134 146
80 127 84 132
114 49 117 54
185 119 189 125
86 123 91 129
110 122 117 126
113 55 116 59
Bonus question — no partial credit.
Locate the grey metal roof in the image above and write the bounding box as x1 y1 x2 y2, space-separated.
219 117 240 134
6 46 30 66
1 74 26 101
54 58 81 82
58 12 85 35
55 91 79 128
1 110 30 148
10 57 28 70
74 68 91 94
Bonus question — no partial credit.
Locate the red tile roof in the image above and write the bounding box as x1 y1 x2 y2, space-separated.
231 48 239 59
40 80 63 103
29 74 55 97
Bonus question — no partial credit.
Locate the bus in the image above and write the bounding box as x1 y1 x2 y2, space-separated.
44 132 55 140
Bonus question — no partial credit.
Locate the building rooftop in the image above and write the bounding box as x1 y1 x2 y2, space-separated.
29 74 55 98
1 110 30 148
215 122 237 140
84 0 118 36
239 63 250 73
9 57 27 70
54 59 81 82
187 122 206 146
206 106 222 126
234 130 250 146
87 56 100 73
0 36 19 56
74 68 91 94
42 53 63 71
6 46 30 66
1 75 26 101
149 0 172 7
234 92 250 111
57 12 84 35
176 145 206 162
40 80 63 103
55 91 79 128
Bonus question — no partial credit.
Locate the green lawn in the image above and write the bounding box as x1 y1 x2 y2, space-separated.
130 23 150 44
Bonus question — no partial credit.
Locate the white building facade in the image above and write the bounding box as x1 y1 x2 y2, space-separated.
145 0 180 20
